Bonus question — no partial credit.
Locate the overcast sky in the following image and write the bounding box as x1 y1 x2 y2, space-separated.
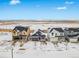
0 0 79 20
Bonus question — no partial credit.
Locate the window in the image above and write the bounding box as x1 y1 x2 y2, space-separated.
55 33 57 36
60 33 63 36
52 33 53 35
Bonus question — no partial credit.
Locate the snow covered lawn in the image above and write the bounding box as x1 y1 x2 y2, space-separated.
0 41 79 58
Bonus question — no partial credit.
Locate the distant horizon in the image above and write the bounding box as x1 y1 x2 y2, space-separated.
0 19 79 21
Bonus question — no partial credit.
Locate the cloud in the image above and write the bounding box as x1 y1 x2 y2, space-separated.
56 6 67 10
10 0 21 5
65 1 74 4
56 1 74 10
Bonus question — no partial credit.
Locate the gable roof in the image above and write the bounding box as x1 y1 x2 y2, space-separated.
13 26 29 32
67 33 79 38
65 28 79 32
32 29 45 36
49 28 64 33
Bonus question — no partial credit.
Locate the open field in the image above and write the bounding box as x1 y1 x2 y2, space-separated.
0 20 79 30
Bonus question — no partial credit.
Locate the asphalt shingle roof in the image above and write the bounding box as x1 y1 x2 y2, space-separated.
13 26 29 32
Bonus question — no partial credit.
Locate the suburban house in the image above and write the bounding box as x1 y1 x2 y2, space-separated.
47 28 65 42
64 28 79 42
12 26 30 41
64 28 79 35
29 29 47 41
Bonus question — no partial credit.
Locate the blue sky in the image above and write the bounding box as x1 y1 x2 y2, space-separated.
0 0 79 20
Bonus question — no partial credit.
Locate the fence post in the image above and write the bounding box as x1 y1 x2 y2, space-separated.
11 46 13 58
